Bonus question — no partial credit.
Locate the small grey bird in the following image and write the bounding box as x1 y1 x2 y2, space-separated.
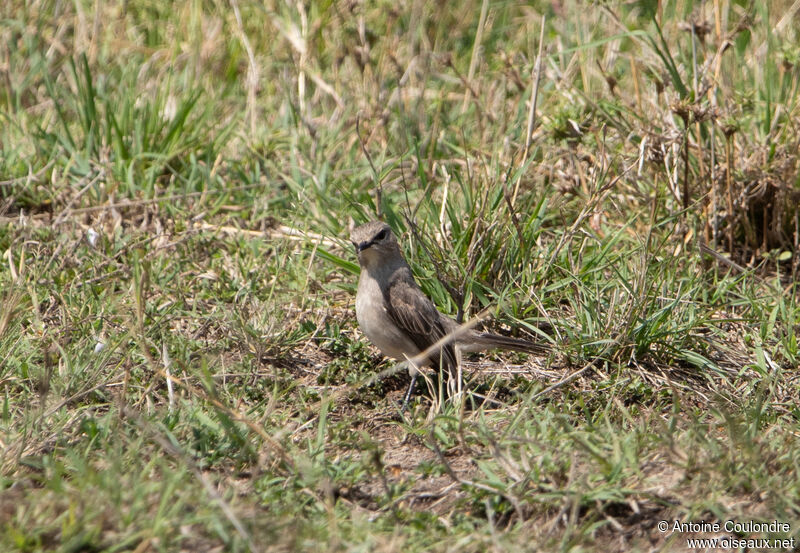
350 220 546 399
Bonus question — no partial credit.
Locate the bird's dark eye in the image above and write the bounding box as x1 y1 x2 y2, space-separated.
375 229 388 241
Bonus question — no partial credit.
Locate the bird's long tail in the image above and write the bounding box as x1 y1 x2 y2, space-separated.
460 332 550 355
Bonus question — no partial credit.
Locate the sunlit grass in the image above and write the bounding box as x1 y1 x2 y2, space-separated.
1 0 799 551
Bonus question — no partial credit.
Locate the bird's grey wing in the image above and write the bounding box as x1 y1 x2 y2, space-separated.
384 272 458 372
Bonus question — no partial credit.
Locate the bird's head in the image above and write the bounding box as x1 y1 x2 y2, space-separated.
350 221 401 270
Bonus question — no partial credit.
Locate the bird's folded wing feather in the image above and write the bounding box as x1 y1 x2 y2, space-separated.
384 273 458 371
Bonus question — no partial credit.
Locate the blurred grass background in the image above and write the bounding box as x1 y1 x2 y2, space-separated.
1 0 799 551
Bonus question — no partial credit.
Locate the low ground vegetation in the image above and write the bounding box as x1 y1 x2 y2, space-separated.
1 1 799 551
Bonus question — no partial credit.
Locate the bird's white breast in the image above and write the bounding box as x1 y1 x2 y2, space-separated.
356 271 420 361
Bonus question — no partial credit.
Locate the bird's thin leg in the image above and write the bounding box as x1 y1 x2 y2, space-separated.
401 373 418 411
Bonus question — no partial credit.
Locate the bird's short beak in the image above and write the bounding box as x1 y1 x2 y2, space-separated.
356 241 371 252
